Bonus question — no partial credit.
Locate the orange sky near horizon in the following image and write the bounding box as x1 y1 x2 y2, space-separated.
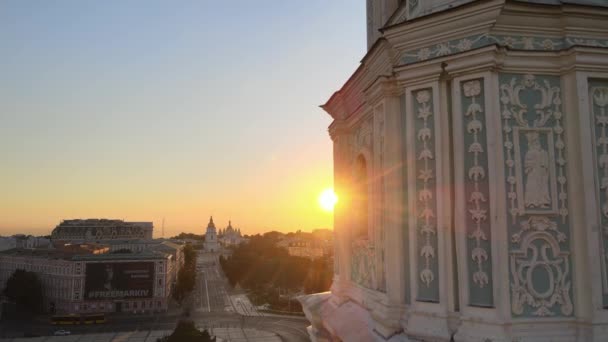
0 139 335 238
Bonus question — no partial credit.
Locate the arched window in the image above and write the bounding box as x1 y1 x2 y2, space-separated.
354 154 369 239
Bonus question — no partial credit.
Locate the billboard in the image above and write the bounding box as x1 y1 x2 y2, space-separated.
85 262 155 300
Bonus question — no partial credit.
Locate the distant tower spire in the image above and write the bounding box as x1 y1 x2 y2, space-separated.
208 216 215 229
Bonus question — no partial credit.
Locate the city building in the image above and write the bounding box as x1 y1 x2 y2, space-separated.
51 219 153 241
299 1 608 341
0 237 17 252
104 239 164 253
203 216 219 252
287 240 324 259
278 230 333 259
218 221 247 246
0 235 51 252
0 244 179 315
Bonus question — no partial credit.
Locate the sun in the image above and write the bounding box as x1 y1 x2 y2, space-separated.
319 188 338 212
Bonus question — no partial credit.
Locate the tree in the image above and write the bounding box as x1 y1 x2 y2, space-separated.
183 244 197 267
3 269 43 314
219 233 333 312
172 244 197 303
173 267 196 303
158 320 215 342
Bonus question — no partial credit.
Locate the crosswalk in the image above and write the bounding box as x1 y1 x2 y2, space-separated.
230 294 263 317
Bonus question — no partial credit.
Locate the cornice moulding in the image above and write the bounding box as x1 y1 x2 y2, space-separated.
346 106 373 132
443 46 502 76
560 48 608 73
395 63 444 87
321 92 346 120
323 0 608 124
364 76 401 107
328 120 349 141
324 43 396 122
497 50 573 74
384 0 503 50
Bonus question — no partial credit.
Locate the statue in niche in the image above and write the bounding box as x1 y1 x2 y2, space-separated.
524 132 551 208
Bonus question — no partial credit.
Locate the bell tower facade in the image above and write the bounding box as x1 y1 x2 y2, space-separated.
301 1 608 341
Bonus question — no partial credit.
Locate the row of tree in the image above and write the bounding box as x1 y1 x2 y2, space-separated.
171 233 206 241
219 232 332 311
2 269 44 318
172 244 198 303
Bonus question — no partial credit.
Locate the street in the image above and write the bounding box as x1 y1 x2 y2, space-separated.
196 253 235 314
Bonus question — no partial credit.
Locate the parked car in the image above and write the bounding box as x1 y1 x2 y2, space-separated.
54 330 71 336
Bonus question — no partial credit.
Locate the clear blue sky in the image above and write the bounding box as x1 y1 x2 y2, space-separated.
0 1 366 236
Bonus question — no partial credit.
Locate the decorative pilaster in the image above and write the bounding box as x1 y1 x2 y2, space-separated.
329 121 351 289
369 87 408 338
590 80 608 306
499 74 573 317
374 104 387 293
413 88 440 302
400 92 411 305
460 78 494 307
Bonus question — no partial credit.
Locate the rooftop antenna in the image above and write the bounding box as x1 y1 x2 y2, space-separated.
161 218 165 239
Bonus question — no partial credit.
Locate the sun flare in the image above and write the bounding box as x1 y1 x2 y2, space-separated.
319 188 338 212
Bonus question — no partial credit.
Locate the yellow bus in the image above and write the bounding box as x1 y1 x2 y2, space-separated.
51 313 106 325
82 314 106 324
51 315 80 325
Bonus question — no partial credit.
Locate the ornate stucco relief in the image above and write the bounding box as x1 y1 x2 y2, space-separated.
414 88 439 301
351 239 377 289
500 74 573 317
375 107 387 293
590 81 608 304
461 79 494 306
510 216 572 317
400 33 608 65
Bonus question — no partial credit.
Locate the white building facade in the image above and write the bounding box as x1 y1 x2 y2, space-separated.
0 236 51 252
300 1 608 341
0 249 177 315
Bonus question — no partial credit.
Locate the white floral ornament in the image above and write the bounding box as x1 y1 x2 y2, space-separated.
463 80 490 289
415 89 436 288
593 86 608 285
